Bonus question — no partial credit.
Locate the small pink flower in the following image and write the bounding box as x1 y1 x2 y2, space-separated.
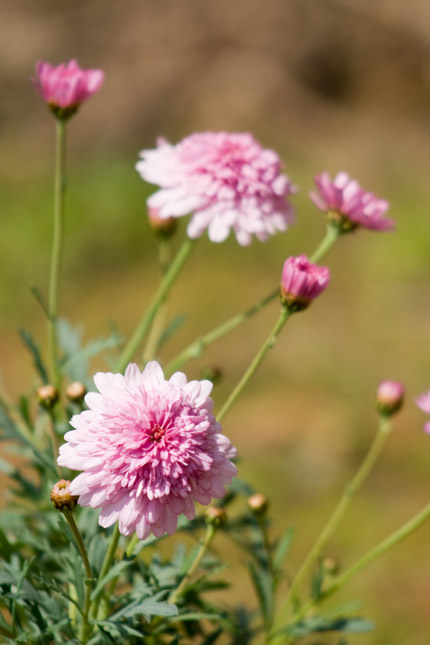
58 362 237 539
310 172 394 232
136 132 296 246
376 380 404 416
416 391 430 434
33 59 104 119
280 255 330 311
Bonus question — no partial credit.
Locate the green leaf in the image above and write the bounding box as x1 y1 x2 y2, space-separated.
90 560 131 601
283 615 374 637
18 329 48 383
247 562 273 626
178 542 201 576
273 527 294 571
311 561 324 601
157 314 186 350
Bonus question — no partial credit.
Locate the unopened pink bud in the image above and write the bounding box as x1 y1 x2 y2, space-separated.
280 255 330 312
205 506 227 527
416 391 430 434
147 206 177 237
33 59 104 120
376 381 404 416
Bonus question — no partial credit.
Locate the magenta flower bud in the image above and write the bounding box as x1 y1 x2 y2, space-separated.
280 255 330 312
376 380 405 416
310 172 394 233
416 391 430 434
33 59 104 120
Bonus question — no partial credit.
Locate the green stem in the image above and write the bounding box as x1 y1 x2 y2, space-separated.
290 502 430 627
64 510 93 643
309 224 340 263
165 289 278 375
48 118 67 387
279 417 391 620
165 225 339 377
142 237 172 362
217 307 290 422
275 416 392 630
90 524 120 621
115 238 196 373
169 524 217 604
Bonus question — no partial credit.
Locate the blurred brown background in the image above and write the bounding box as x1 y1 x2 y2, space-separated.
1 1 430 643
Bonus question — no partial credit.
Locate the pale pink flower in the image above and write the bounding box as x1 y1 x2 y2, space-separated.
33 59 104 118
136 132 296 246
376 380 404 416
310 172 394 232
416 391 430 434
58 362 237 539
280 255 330 311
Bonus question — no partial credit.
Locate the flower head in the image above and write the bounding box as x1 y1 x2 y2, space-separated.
310 172 394 233
136 132 296 246
416 391 430 434
376 380 404 416
33 59 104 119
58 362 237 539
280 255 330 311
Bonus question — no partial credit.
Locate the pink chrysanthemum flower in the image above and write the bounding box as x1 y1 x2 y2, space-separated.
58 362 237 539
310 172 394 233
33 59 104 119
136 132 296 246
280 255 330 311
416 391 430 434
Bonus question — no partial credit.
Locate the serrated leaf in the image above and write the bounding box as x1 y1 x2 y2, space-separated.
273 527 294 571
18 329 48 383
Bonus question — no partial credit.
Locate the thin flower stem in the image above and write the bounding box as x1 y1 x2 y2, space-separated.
165 225 339 377
142 237 172 362
309 224 340 263
275 416 392 629
165 288 278 375
169 524 217 604
115 237 196 373
48 118 67 387
90 524 120 621
64 510 93 643
288 502 430 628
217 307 290 423
47 412 61 477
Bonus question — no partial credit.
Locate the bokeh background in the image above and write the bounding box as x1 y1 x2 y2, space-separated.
1 1 430 642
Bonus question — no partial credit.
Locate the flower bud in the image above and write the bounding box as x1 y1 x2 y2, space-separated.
247 493 269 516
205 506 227 528
200 365 223 385
66 381 87 403
37 384 59 410
322 557 340 576
280 255 330 312
32 59 104 120
148 206 177 237
376 380 404 417
50 479 79 512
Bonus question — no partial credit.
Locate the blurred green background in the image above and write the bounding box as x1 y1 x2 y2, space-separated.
1 1 430 642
